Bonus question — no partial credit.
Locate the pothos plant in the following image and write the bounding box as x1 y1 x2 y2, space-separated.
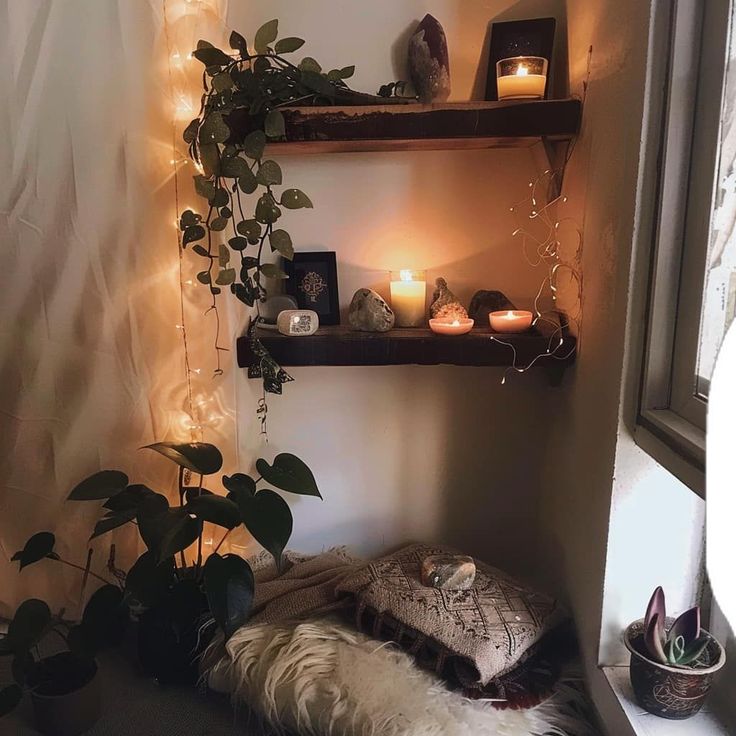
180 19 410 397
6 442 320 685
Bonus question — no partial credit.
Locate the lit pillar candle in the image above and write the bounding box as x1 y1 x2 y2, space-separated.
390 270 426 327
489 310 533 333
496 56 548 100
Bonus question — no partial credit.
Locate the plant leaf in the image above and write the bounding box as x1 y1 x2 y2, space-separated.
90 508 137 539
125 551 175 607
0 684 22 717
209 216 229 232
218 243 230 266
255 195 281 224
194 175 216 200
243 130 266 160
264 110 286 140
256 160 283 186
185 494 241 530
669 606 700 645
7 599 51 654
222 473 257 497
299 57 322 73
142 442 223 475
644 613 668 664
80 584 127 651
269 229 293 259
228 236 248 251
179 209 201 229
237 219 262 240
230 488 293 570
199 111 231 144
11 532 55 570
254 19 278 54
645 587 666 629
157 511 202 562
183 225 206 246
220 155 250 178
192 46 232 67
238 167 258 193
274 37 305 54
216 268 236 286
678 635 711 666
203 553 254 639
281 188 313 209
104 484 156 512
68 470 129 501
229 30 248 55
260 263 288 279
255 453 321 497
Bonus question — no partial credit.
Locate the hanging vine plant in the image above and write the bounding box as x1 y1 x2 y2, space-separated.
181 19 410 400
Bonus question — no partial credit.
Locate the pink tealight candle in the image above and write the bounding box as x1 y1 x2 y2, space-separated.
429 317 474 335
489 310 533 333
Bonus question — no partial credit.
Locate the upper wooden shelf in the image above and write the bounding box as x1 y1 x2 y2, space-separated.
228 99 582 154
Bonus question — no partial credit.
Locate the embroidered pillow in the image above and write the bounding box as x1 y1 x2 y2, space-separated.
336 543 569 702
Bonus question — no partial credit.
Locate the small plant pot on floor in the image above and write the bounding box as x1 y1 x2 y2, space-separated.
624 619 726 719
27 652 101 736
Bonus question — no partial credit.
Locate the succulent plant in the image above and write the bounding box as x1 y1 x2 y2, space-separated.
643 587 710 668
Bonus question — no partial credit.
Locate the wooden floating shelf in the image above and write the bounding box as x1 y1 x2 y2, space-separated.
228 99 582 154
237 312 576 380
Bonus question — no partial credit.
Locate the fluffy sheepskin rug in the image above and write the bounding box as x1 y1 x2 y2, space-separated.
202 617 597 736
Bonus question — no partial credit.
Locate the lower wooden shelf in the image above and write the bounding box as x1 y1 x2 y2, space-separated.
237 313 576 379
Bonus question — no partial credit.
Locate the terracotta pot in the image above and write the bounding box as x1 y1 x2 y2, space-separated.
28 653 101 736
624 619 726 719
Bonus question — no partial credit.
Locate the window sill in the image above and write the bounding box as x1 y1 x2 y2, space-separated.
601 666 730 736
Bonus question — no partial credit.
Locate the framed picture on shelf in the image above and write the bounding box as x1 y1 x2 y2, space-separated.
284 251 340 325
485 18 556 101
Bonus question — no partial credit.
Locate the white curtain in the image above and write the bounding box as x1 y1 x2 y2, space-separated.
0 0 238 615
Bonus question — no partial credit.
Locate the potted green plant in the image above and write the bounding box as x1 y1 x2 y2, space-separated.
624 587 726 719
0 584 127 735
4 442 320 687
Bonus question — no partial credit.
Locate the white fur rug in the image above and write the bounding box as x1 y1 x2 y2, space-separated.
202 617 597 736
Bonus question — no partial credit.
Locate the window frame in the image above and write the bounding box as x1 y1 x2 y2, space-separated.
637 0 734 498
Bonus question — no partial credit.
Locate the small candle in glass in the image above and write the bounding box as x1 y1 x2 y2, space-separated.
390 270 426 327
489 310 533 333
496 56 548 100
429 317 474 335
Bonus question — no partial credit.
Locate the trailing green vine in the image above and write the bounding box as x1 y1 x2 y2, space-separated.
181 19 410 402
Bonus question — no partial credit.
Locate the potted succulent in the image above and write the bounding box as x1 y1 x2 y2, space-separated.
4 442 320 688
0 585 127 735
624 587 726 719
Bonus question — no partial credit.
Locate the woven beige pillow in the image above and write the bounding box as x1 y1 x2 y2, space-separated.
336 543 567 697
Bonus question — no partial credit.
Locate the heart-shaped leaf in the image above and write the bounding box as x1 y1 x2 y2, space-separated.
104 484 156 512
220 154 250 178
90 508 137 540
185 494 241 530
238 167 258 193
158 511 202 562
243 130 266 161
204 553 254 639
183 225 206 246
259 263 288 280
256 160 282 186
199 112 230 144
143 442 223 475
264 111 286 140
274 37 305 54
255 454 321 497
223 473 257 497
237 219 262 240
81 584 127 650
192 46 232 67
255 195 281 225
229 30 248 55
11 532 56 570
179 209 201 229
228 236 248 251
194 176 216 200
125 551 176 607
299 57 322 73
7 599 51 654
68 470 129 501
216 268 236 286
135 494 171 552
0 684 22 717
230 489 293 570
280 188 313 209
254 19 278 54
269 229 293 259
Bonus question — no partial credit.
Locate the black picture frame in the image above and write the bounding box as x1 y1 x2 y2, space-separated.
284 252 340 326
485 18 556 101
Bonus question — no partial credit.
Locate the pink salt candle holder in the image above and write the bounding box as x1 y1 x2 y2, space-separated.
429 317 474 335
489 310 533 333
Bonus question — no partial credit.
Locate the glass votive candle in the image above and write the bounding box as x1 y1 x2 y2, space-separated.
496 56 548 100
389 270 426 327
429 317 474 335
489 310 534 333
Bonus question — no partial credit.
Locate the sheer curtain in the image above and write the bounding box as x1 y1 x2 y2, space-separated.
0 0 237 614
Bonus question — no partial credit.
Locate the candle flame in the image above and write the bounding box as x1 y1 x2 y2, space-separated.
505 310 515 318
452 320 460 327
516 64 529 77
399 269 413 282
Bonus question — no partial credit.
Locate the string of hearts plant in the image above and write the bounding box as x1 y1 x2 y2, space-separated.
180 19 410 416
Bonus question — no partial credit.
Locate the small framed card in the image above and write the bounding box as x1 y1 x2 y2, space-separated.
284 251 340 326
485 18 556 101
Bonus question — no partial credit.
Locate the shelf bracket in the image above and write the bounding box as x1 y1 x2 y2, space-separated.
541 137 572 201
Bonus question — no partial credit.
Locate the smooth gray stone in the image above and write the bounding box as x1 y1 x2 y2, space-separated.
348 289 395 332
421 554 476 590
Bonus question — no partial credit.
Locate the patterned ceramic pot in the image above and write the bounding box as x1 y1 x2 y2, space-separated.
624 619 726 719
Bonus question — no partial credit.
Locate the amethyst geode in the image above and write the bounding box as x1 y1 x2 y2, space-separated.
408 14 450 103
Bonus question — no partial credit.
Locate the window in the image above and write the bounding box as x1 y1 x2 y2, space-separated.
637 0 736 497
